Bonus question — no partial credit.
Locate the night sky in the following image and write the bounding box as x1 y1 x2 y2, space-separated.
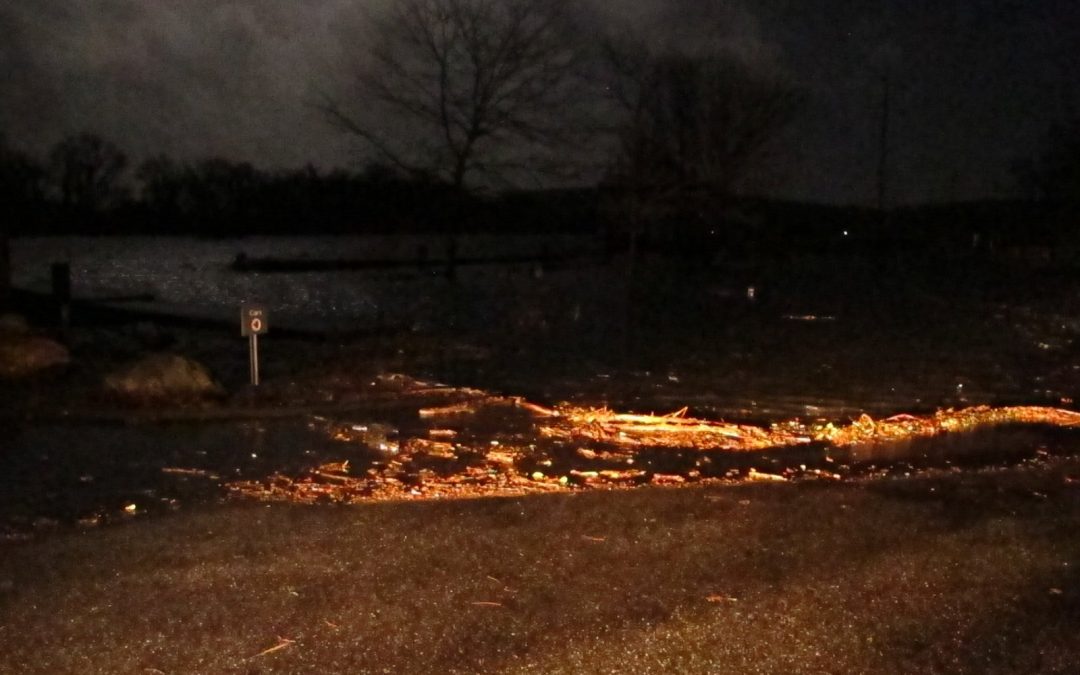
1 0 1077 206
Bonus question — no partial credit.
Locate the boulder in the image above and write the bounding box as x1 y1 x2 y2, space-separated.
0 334 70 378
105 353 225 402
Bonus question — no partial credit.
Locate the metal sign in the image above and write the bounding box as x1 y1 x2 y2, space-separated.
241 304 268 336
240 304 268 386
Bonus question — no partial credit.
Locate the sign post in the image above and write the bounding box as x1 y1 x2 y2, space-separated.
240 304 268 385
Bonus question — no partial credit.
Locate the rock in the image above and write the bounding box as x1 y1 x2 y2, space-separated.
0 335 70 378
0 314 30 335
104 353 225 402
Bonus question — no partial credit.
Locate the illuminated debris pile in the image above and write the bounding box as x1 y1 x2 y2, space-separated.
813 406 1080 446
540 406 810 451
228 437 568 504
228 403 1080 505
543 405 1080 451
419 395 553 419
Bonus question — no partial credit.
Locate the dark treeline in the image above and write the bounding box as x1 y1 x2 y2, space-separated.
0 132 602 237
1 129 1078 277
1 1 1079 251
2 130 1079 265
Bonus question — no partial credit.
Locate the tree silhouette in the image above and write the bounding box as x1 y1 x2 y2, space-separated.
604 39 802 206
48 133 128 215
322 0 589 189
599 39 801 262
136 154 185 225
0 136 46 302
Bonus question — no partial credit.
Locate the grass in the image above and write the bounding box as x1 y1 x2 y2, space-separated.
2 458 1080 673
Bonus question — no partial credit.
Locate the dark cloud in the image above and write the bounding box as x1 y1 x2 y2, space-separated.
1 0 1077 203
0 0 369 169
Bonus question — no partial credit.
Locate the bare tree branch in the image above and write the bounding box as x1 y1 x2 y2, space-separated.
322 0 591 189
603 37 802 202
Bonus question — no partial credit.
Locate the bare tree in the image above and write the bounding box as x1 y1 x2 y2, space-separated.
323 0 589 189
598 38 802 270
604 39 802 204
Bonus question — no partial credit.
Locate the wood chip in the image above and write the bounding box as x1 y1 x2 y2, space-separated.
746 468 787 482
705 594 738 603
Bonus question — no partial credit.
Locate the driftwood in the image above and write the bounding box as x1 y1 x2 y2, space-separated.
542 405 1080 451
814 406 1080 446
419 395 557 418
540 406 808 451
227 403 1080 506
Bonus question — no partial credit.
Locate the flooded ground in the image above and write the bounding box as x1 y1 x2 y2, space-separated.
5 397 1080 539
6 242 1080 537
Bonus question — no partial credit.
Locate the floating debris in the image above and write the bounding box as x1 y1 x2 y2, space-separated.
540 406 807 451
814 406 1080 446
227 402 1080 506
419 395 556 418
329 421 399 453
403 438 458 459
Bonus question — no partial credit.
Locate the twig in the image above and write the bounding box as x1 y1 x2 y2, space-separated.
313 471 356 483
516 399 560 417
252 637 295 658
